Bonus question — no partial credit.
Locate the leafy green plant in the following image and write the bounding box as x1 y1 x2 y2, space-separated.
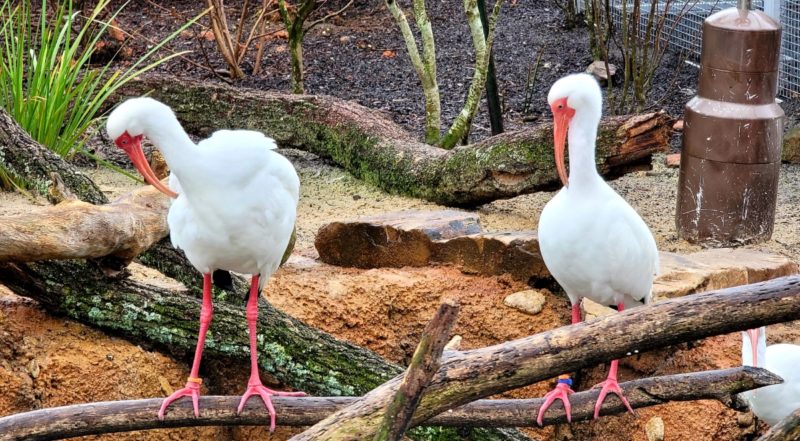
0 0 197 160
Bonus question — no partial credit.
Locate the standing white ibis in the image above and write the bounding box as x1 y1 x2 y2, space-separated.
106 97 304 430
535 74 659 424
741 327 800 426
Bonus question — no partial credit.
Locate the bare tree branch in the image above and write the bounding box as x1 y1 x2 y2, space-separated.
0 367 780 440
757 407 800 441
374 300 460 441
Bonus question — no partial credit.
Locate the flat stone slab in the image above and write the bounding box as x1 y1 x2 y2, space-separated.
653 248 798 300
316 211 798 293
432 231 548 283
315 210 481 268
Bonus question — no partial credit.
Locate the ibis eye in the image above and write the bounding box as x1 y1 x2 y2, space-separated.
558 104 563 109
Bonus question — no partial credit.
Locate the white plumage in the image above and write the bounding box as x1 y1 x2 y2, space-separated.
106 97 303 428
741 327 800 426
535 73 659 425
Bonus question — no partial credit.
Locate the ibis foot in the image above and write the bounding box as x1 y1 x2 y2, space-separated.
158 378 202 419
237 379 306 432
536 378 574 426
592 377 635 419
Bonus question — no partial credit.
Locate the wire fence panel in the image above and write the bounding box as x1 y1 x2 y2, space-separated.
598 0 799 98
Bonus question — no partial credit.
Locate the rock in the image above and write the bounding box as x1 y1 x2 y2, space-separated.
585 60 617 85
653 248 798 300
782 126 800 163
737 411 754 428
581 298 615 320
503 289 548 315
645 416 665 441
432 231 549 282
444 335 462 351
315 210 481 268
673 119 685 131
666 153 681 168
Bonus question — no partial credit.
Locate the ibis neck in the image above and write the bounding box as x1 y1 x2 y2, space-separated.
566 111 602 190
144 115 198 187
742 327 767 368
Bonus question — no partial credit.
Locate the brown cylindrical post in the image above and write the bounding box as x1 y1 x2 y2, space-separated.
676 6 784 245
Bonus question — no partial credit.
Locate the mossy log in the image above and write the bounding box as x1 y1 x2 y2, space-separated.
113 76 672 206
0 108 107 204
291 275 800 440
0 367 780 440
0 260 528 441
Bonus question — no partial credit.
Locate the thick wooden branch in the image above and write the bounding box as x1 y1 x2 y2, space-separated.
758 407 800 441
375 300 460 441
0 367 780 440
113 76 671 206
292 275 800 440
0 185 168 264
0 108 107 204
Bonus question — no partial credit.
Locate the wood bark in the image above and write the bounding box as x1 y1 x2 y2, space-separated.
374 300 460 441
112 76 672 206
385 0 440 144
758 408 800 441
0 367 780 441
0 108 107 204
291 275 800 440
0 185 168 265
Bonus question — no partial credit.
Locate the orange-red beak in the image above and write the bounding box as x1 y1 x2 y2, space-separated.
747 328 760 367
115 132 177 198
550 98 575 188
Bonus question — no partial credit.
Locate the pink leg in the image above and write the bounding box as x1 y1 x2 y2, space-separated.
536 302 582 426
237 275 306 432
592 302 636 419
158 273 213 419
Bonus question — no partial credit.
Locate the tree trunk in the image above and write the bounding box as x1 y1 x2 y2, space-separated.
291 275 800 440
0 367 780 440
0 109 107 204
113 76 672 207
439 0 502 149
289 30 305 94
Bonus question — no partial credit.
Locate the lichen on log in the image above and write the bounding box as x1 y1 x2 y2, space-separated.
113 76 672 206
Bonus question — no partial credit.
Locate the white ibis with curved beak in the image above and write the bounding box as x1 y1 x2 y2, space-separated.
535 74 659 424
106 97 304 430
741 327 800 426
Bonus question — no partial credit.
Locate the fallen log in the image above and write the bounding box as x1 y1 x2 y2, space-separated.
0 367 779 440
113 76 672 206
291 275 800 440
758 407 800 441
0 108 107 204
0 185 168 265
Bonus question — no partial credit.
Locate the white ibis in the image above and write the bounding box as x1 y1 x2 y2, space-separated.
535 74 659 424
106 97 304 430
741 327 800 426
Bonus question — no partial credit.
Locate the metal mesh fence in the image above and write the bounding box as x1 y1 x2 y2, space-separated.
782 0 800 97
593 0 799 98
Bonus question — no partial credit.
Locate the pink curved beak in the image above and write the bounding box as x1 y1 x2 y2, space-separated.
550 98 575 188
117 135 177 198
